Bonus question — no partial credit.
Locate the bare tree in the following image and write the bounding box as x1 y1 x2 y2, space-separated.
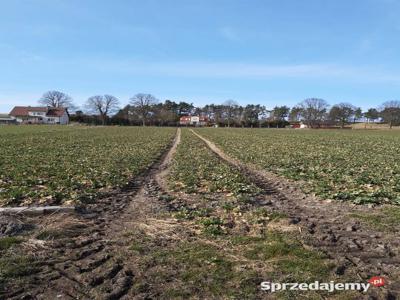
85 95 120 125
380 100 400 129
39 90 75 109
298 98 329 128
129 93 158 126
222 99 238 127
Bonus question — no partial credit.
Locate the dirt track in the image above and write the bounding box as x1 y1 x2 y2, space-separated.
191 129 400 299
2 127 399 299
2 129 182 300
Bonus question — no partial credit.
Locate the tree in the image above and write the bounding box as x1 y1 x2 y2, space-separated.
129 93 159 126
271 106 290 121
242 104 265 127
380 101 400 129
85 95 120 125
353 107 363 123
222 99 239 127
39 90 75 110
153 101 179 126
328 103 355 128
259 109 272 127
269 106 289 128
176 101 195 116
288 106 303 122
298 98 329 128
364 108 379 128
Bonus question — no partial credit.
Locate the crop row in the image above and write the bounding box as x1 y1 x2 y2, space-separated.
0 126 175 206
169 128 260 196
195 128 400 205
164 128 335 298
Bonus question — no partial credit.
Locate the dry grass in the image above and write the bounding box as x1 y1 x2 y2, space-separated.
351 122 400 129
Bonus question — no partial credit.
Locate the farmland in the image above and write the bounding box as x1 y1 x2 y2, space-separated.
196 128 400 205
0 126 175 206
1 126 400 299
158 128 340 299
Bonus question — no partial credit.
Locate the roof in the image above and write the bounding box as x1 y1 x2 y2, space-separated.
10 106 46 116
47 108 68 117
0 114 14 120
9 106 67 117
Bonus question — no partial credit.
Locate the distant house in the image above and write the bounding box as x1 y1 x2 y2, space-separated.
291 122 308 129
9 106 69 125
0 114 16 125
179 115 208 126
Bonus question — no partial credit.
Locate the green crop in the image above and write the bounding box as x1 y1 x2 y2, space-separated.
196 128 400 205
0 126 175 206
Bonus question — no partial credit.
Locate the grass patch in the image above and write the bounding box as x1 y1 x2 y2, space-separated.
236 232 333 282
150 241 260 298
36 229 66 240
0 255 40 286
350 207 400 232
0 236 22 250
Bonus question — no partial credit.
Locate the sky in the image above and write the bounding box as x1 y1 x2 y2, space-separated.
1 0 400 113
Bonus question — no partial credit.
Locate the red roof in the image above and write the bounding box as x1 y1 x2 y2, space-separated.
180 116 208 121
47 108 67 117
9 106 67 117
10 106 45 116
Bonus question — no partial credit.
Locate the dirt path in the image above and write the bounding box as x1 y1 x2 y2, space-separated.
2 127 399 299
191 129 400 299
3 129 182 300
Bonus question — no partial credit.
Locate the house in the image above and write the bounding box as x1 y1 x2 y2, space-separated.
291 122 308 129
9 106 69 125
0 114 16 125
179 115 208 126
179 116 191 125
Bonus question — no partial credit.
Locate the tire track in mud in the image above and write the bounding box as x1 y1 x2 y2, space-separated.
190 129 400 299
5 129 181 300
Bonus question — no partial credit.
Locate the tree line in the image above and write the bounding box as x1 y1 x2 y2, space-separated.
37 90 400 128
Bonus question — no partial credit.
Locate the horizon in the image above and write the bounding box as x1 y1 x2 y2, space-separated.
2 0 400 113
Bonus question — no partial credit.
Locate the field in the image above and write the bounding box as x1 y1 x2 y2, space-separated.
196 128 400 205
0 126 175 206
0 126 399 299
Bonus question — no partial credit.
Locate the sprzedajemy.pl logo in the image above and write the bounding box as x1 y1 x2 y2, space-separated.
261 277 385 293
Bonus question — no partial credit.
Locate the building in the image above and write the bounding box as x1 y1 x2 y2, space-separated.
291 122 308 129
179 115 208 126
9 106 69 125
0 114 16 125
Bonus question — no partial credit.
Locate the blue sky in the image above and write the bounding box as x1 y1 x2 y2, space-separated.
1 0 400 113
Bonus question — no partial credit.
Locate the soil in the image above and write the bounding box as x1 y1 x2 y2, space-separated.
1 129 183 299
1 127 399 299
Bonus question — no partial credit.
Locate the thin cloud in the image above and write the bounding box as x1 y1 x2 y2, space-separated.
80 59 400 83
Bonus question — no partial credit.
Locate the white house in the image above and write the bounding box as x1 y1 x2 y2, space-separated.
9 106 69 124
179 115 208 126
